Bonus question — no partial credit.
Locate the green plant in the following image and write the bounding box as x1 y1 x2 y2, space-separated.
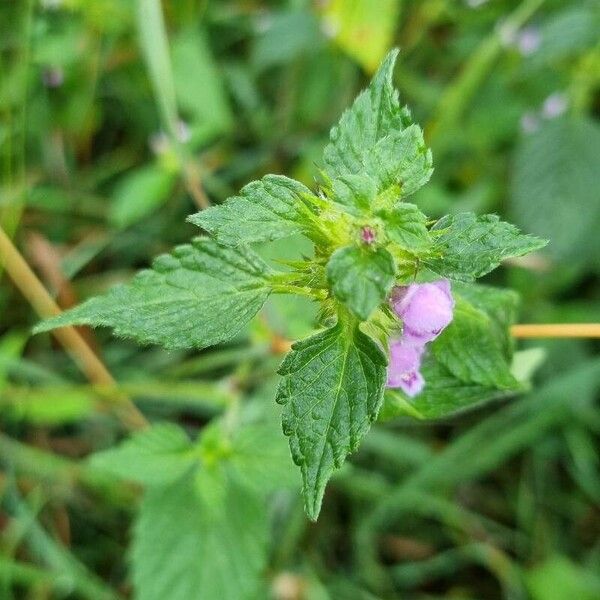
36 51 545 522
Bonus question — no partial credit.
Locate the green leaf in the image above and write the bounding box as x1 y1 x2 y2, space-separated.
318 0 402 73
172 28 232 142
326 245 396 320
229 423 299 495
252 9 323 71
452 282 519 357
382 361 517 420
323 49 432 198
89 424 195 486
1 386 94 425
526 555 600 600
532 7 600 65
34 239 273 350
188 175 314 245
510 117 600 264
331 173 377 213
432 296 521 390
109 165 176 229
276 318 387 519
364 124 433 198
378 202 431 251
132 474 268 600
425 213 547 282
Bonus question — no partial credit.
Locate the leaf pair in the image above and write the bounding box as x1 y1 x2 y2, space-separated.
92 421 296 600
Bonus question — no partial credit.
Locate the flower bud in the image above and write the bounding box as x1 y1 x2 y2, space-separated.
391 280 454 345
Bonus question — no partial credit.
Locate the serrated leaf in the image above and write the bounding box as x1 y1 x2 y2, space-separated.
276 319 387 519
323 49 432 198
510 117 600 264
453 282 519 357
326 245 396 320
364 124 433 198
34 239 273 350
378 202 431 251
89 424 195 486
425 213 547 282
432 296 521 390
132 474 267 600
331 173 377 213
188 175 315 245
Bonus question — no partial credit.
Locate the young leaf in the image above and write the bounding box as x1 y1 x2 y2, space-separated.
378 202 431 251
425 213 547 282
326 245 396 320
331 173 377 213
276 318 387 519
132 474 268 600
89 423 195 486
323 49 432 198
188 175 315 245
34 239 273 350
363 124 433 198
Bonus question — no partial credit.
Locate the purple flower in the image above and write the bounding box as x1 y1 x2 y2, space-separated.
541 93 568 120
41 67 64 88
387 280 454 397
517 27 541 56
386 340 425 396
391 280 454 345
520 112 540 134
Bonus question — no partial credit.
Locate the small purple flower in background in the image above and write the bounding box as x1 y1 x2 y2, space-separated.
517 27 541 56
520 112 540 134
41 67 64 89
541 93 568 120
387 280 454 397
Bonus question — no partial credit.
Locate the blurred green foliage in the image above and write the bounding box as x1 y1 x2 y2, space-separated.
1 0 599 598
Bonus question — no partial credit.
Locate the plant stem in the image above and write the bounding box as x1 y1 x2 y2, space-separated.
135 0 210 209
511 323 600 339
0 226 148 430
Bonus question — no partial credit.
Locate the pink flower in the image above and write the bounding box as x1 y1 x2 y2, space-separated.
386 341 425 396
391 280 454 345
387 280 454 397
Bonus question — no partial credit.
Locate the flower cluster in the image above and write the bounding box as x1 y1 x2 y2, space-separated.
387 280 454 397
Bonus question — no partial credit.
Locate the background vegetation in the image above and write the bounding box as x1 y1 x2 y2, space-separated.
1 0 599 598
